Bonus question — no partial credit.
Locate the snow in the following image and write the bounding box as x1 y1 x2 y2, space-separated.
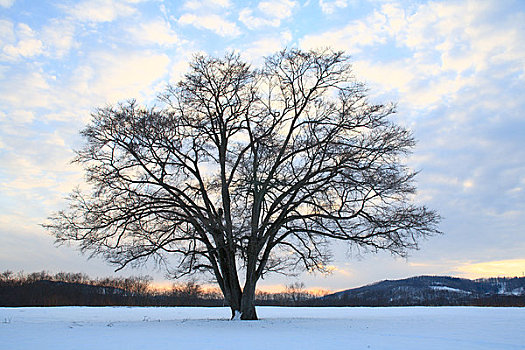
232 310 242 320
511 288 525 296
1 306 523 349
497 286 525 296
430 286 471 294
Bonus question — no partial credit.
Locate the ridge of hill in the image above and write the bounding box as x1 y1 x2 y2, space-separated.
318 275 525 306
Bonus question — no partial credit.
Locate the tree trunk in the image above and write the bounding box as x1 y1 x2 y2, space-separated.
228 285 242 320
221 278 244 320
216 237 259 320
215 244 245 320
239 278 258 320
240 297 257 320
223 282 258 320
226 289 258 320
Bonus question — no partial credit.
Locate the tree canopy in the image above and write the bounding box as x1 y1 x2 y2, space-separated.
45 49 440 319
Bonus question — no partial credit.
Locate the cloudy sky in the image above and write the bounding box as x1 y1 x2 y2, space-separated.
1 0 524 292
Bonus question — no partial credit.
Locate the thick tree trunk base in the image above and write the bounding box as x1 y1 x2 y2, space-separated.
230 306 258 320
240 305 258 320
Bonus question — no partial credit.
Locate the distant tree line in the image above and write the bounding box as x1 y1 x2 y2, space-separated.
1 270 159 306
1 271 522 307
0 271 319 307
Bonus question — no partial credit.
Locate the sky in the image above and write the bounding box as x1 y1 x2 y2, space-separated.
0 0 524 292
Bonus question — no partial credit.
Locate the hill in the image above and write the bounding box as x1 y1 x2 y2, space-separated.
316 275 525 306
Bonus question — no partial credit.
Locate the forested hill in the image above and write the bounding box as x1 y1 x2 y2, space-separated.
317 276 525 306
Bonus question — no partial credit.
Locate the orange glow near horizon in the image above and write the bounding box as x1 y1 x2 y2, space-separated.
254 284 334 296
148 281 333 295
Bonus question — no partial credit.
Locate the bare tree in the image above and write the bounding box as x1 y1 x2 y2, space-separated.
44 49 440 320
171 280 203 299
285 282 309 305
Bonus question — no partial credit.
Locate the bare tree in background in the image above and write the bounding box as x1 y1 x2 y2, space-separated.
285 282 308 305
45 49 440 320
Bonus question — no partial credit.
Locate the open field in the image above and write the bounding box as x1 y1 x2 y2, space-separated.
1 306 523 349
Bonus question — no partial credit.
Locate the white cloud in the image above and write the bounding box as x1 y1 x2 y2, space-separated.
300 11 387 52
169 58 191 83
6 110 35 124
0 71 53 109
212 0 231 7
3 38 42 58
319 0 349 14
0 120 85 213
241 30 293 64
41 20 77 58
301 0 525 111
1 48 171 126
66 0 136 23
82 51 171 103
352 60 415 93
0 20 15 46
0 0 15 8
183 0 231 10
240 0 297 29
178 13 241 37
238 9 280 29
2 23 43 59
1 19 76 60
380 1 525 75
0 135 76 193
128 19 179 46
258 0 297 20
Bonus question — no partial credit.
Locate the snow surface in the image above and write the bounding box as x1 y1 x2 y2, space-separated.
1 306 523 349
430 285 471 294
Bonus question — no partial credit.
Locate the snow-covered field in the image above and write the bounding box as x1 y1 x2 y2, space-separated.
1 306 523 349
